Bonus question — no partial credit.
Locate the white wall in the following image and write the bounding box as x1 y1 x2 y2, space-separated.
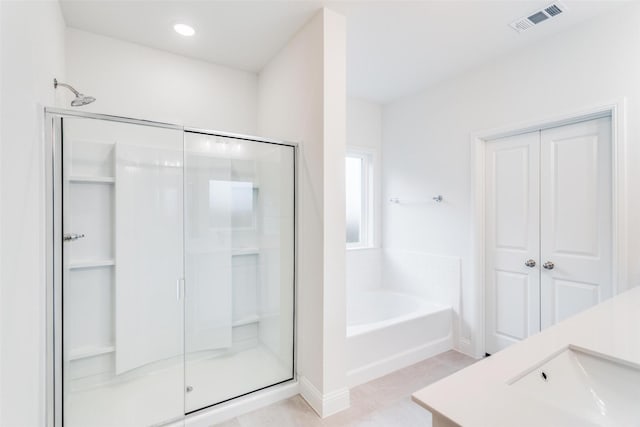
66 28 258 134
321 9 347 404
346 98 383 293
348 98 382 151
258 8 348 417
0 1 66 425
382 4 640 356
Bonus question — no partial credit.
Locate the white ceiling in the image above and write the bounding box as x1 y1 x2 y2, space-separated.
60 1 629 103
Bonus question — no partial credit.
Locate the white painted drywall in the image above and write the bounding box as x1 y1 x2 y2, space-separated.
65 28 258 134
347 98 382 151
0 1 66 425
257 8 348 417
382 4 640 355
258 10 325 405
321 9 347 404
346 97 383 294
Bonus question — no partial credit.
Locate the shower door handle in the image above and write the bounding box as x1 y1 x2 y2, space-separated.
176 279 184 301
63 233 85 242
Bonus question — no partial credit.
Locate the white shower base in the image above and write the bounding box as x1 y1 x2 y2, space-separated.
66 345 292 427
346 290 452 387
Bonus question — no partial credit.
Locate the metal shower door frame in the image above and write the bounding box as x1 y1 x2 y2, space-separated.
44 107 299 427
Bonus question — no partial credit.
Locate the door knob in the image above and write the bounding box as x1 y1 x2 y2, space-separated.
524 259 536 268
543 261 555 270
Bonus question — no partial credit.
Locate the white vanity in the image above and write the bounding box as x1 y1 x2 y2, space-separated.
413 287 640 426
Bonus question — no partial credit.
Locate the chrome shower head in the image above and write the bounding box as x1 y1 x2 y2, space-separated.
71 94 96 107
53 78 96 107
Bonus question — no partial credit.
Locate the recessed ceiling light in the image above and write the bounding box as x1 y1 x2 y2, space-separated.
174 23 195 37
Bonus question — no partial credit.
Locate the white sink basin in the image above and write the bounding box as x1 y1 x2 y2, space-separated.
509 346 640 426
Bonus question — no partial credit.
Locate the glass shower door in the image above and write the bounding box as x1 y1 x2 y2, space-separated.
61 116 185 427
184 132 295 412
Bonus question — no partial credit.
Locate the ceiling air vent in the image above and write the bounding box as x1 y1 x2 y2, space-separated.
510 2 567 33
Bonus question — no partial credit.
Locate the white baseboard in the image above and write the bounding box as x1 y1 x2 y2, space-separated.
347 335 453 387
299 376 350 418
176 380 299 427
456 337 479 358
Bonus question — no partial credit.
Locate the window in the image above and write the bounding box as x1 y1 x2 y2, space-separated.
345 150 374 248
208 180 257 230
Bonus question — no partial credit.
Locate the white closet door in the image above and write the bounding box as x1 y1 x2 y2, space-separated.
485 131 540 355
540 117 612 328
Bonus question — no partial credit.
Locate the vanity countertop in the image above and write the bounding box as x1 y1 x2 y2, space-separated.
412 286 640 426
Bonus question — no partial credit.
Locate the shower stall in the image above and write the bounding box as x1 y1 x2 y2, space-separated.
45 109 296 427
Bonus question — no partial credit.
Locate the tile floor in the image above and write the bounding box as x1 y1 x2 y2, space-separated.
214 350 477 427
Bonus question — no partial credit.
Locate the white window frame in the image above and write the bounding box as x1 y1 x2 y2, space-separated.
346 147 376 249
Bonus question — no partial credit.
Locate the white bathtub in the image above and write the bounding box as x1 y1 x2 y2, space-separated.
346 290 452 386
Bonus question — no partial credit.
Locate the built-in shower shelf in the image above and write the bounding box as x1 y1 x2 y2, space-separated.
69 259 115 270
232 315 261 327
69 345 115 361
232 248 259 256
68 175 115 184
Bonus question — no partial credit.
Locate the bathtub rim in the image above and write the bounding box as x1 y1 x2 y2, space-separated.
346 290 451 337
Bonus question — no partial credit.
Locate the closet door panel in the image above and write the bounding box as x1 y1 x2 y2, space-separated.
540 117 612 328
484 131 540 354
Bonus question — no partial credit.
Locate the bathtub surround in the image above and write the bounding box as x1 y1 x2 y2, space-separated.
346 250 460 316
346 96 462 386
382 3 640 357
382 250 459 309
346 250 459 386
346 249 382 293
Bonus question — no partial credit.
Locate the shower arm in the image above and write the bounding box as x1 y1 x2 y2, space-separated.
53 79 81 97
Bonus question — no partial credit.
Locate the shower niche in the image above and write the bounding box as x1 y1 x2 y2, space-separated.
64 136 117 395
48 110 296 427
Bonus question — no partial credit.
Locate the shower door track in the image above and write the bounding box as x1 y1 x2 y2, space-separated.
43 107 299 146
44 107 299 427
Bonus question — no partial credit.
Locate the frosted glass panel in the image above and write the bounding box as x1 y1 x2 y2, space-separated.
346 156 363 243
184 133 295 412
61 117 185 427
